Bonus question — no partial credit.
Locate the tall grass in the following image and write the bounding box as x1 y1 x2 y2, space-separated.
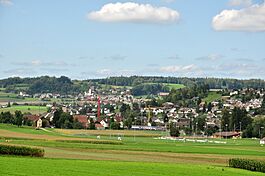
0 144 44 157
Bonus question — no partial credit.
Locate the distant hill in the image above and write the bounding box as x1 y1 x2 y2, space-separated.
0 76 264 95
89 76 265 89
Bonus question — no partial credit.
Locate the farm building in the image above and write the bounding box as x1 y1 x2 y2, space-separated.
213 132 240 138
23 114 41 127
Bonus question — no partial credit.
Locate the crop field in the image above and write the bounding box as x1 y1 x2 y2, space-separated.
0 124 265 175
0 105 48 114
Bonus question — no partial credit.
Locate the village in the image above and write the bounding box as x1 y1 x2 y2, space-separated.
11 86 264 141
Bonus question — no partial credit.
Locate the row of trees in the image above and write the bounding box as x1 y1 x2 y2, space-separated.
0 111 24 127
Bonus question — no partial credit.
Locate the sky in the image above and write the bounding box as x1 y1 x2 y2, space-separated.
0 0 265 80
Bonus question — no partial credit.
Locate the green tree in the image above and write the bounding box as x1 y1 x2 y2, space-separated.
89 118 96 130
14 110 23 127
73 119 83 129
221 109 231 131
231 107 252 131
170 123 180 137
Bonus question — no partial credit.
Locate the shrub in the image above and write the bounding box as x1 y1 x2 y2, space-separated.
0 144 44 157
229 158 265 173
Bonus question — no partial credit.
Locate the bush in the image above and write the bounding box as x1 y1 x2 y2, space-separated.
229 158 265 173
0 144 44 157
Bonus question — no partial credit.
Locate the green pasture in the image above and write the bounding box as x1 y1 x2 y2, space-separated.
0 105 47 114
164 83 185 90
1 156 263 176
0 91 21 101
203 91 222 103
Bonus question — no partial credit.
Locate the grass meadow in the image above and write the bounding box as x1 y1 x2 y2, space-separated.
0 124 265 175
0 105 47 114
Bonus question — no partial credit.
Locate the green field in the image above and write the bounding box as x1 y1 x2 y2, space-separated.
0 124 265 175
0 105 47 114
203 92 222 103
163 83 185 90
1 156 263 176
0 92 21 101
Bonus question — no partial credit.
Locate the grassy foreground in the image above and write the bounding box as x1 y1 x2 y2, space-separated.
0 156 264 176
1 124 265 175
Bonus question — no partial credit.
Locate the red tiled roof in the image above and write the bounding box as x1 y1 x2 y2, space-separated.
73 115 88 124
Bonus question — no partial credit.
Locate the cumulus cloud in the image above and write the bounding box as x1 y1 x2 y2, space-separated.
87 2 180 24
0 0 13 6
212 2 265 31
228 0 252 7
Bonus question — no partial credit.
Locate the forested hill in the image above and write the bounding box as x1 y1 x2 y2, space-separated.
90 76 265 89
0 76 80 94
0 76 265 94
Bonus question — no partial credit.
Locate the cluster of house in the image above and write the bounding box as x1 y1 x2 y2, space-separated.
17 87 264 136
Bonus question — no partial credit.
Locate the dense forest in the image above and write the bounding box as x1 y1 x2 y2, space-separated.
0 76 265 95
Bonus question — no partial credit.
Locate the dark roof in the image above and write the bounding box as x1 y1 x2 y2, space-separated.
24 115 40 122
214 132 240 137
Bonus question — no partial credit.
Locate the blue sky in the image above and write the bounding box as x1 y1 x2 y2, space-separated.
0 0 265 79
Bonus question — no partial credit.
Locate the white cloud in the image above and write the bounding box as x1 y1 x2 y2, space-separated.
0 0 13 6
228 0 252 7
87 2 180 24
160 64 198 73
212 2 265 31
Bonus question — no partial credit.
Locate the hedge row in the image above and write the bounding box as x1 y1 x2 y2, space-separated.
229 158 265 173
56 139 123 145
0 144 44 157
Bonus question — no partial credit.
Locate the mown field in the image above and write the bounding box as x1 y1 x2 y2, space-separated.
0 124 265 175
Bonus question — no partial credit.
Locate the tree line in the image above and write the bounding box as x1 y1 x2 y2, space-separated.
90 76 265 89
